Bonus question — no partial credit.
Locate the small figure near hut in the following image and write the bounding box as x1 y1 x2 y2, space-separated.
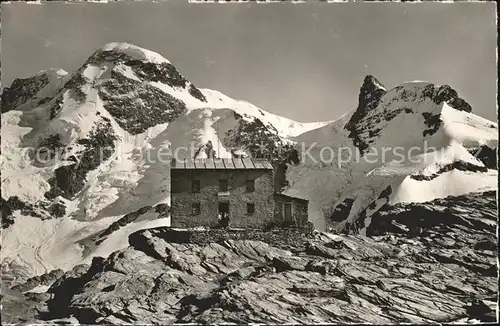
194 141 218 159
218 211 229 228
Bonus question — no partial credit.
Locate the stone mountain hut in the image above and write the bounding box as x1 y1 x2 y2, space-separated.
170 158 309 229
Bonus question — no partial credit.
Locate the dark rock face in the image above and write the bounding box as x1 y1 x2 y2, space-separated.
49 95 64 120
410 160 489 181
38 134 64 153
38 263 94 322
95 206 153 245
11 269 65 293
466 299 497 322
98 71 187 134
2 265 89 325
366 190 497 238
422 84 472 112
328 186 393 233
468 145 497 170
44 48 205 133
126 59 206 101
1 195 67 229
225 118 282 159
44 117 119 200
1 287 40 324
80 48 204 134
1 73 50 113
344 78 474 154
354 186 392 232
432 85 472 113
329 198 354 223
273 144 300 191
14 223 496 324
37 97 53 106
422 112 442 137
48 202 66 218
345 75 387 153
1 196 42 229
77 204 170 256
126 59 189 88
33 134 65 164
224 117 300 191
62 73 88 104
188 84 207 102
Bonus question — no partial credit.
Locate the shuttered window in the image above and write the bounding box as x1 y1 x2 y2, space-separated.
246 179 255 192
219 179 228 192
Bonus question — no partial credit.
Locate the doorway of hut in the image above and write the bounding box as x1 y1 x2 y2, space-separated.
284 203 292 221
218 202 230 228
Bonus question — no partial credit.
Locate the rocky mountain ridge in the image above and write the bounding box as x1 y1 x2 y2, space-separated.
1 43 330 282
3 198 496 324
287 74 497 234
1 43 498 324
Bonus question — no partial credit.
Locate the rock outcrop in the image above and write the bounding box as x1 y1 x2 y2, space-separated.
344 76 475 154
2 74 50 113
365 190 497 237
5 223 496 324
345 75 387 152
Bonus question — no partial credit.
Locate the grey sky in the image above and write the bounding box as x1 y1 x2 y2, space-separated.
1 2 497 121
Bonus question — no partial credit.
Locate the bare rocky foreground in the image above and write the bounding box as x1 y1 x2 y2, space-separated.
2 219 497 325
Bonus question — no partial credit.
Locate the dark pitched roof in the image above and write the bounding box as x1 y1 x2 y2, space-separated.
171 158 273 170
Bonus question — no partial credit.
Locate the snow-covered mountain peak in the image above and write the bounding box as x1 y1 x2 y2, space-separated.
287 76 496 234
344 75 387 148
100 42 172 64
362 74 386 92
1 43 337 280
1 68 70 113
343 76 476 154
36 68 69 80
2 43 496 282
358 74 387 105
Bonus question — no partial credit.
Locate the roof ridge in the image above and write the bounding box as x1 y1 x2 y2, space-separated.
170 157 272 170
